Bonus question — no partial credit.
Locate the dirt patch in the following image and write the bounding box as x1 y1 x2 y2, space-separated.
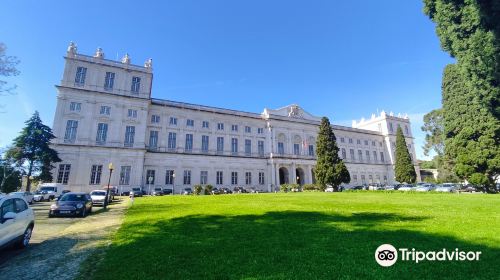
0 198 129 280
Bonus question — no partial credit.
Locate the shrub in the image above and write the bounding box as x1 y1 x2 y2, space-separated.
204 184 213 195
280 184 301 192
193 185 203 195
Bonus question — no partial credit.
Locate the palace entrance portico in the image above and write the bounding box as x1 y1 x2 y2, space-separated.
270 159 315 189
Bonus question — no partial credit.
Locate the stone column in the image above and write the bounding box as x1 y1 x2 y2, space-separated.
291 162 297 184
306 165 312 184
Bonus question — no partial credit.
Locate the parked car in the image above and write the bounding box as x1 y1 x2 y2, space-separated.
162 188 173 195
33 190 51 202
398 184 415 191
152 187 164 196
130 187 143 197
0 194 35 250
220 187 232 194
233 187 247 193
10 192 34 204
38 183 64 200
368 184 383 191
325 186 335 192
89 190 110 206
435 183 458 193
182 188 193 195
211 188 220 195
49 192 93 217
415 184 436 192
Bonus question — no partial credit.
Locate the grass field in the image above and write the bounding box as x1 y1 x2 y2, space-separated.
88 192 500 279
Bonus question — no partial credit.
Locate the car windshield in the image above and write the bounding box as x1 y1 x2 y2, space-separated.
60 194 86 201
40 187 55 192
155 188 162 191
91 191 106 196
132 188 140 191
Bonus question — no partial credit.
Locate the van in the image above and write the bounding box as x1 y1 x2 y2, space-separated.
37 183 65 200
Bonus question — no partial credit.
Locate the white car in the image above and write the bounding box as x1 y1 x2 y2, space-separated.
90 190 110 206
10 192 34 204
38 183 65 200
33 190 51 202
0 194 35 249
398 185 415 191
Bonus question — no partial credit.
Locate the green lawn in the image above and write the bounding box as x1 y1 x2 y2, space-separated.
88 192 500 279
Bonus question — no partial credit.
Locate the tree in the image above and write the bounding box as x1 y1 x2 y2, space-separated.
421 108 444 157
6 111 61 191
0 155 21 193
315 117 350 190
394 127 417 183
423 0 500 191
0 42 20 95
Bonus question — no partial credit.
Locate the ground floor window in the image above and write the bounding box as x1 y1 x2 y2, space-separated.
231 172 238 185
165 170 174 185
259 172 265 185
146 170 155 185
245 172 252 185
120 166 131 185
216 171 223 185
89 165 102 185
57 164 71 184
200 171 208 185
183 170 191 185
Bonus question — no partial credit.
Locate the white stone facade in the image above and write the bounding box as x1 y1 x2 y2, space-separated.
51 44 420 193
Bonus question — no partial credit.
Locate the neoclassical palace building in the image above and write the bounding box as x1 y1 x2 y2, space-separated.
51 43 420 193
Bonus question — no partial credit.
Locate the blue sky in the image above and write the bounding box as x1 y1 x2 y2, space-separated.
0 0 453 159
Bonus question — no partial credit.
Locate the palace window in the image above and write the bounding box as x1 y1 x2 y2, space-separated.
119 166 131 185
149 131 158 149
216 171 223 185
217 123 224 130
96 123 108 144
200 171 208 185
231 172 238 185
245 139 252 156
245 126 251 133
202 135 209 153
341 148 346 159
64 120 78 143
183 170 191 185
259 172 265 185
89 165 102 185
124 126 135 147
131 76 141 93
258 128 264 134
231 138 238 154
186 119 194 127
245 172 252 185
74 66 87 86
57 164 71 185
168 132 177 150
202 121 209 128
128 109 137 118
165 170 175 185
258 141 264 156
231 125 238 132
69 102 81 112
217 137 224 154
104 72 115 90
278 142 285 155
169 117 177 126
146 170 155 185
309 145 314 156
100 106 110 115
185 134 193 152
293 144 300 155
151 115 160 123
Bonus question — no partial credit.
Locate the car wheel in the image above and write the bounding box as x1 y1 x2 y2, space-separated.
81 208 86 218
89 207 92 213
16 226 33 249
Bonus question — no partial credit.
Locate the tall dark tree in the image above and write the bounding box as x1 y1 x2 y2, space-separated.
424 0 500 190
315 117 350 190
395 127 417 183
7 111 61 191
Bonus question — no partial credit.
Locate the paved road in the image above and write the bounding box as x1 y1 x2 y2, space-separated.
0 198 127 280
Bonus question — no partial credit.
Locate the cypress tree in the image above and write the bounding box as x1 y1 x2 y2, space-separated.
315 117 350 190
423 0 500 190
394 127 417 183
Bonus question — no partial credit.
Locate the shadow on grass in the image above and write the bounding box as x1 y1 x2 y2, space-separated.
91 211 498 280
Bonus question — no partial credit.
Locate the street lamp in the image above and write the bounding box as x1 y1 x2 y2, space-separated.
104 163 114 209
172 173 176 195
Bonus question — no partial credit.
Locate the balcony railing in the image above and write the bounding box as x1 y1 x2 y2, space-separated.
146 146 268 158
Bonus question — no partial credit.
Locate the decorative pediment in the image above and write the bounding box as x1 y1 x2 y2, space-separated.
262 104 321 122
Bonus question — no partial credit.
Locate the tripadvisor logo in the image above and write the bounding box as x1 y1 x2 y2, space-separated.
375 244 482 267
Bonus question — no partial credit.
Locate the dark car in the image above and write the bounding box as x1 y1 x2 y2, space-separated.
162 188 173 195
221 187 233 194
352 185 365 190
182 188 193 195
233 187 247 193
211 188 220 195
130 188 143 197
49 192 93 218
152 187 164 196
